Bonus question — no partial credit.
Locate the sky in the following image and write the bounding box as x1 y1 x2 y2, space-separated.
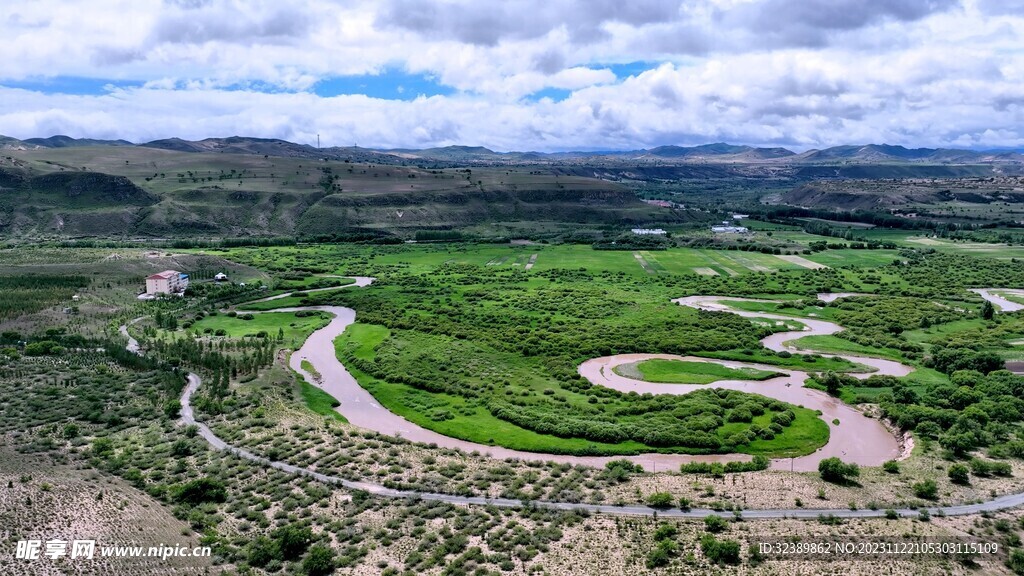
1 0 1022 152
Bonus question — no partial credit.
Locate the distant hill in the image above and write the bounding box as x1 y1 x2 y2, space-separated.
142 136 402 164
780 177 1024 211
793 144 1024 164
643 143 796 161
4 133 1022 166
0 135 27 149
22 135 134 148
0 145 675 239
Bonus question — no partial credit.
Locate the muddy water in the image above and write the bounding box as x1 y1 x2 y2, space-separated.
263 287 917 471
971 288 1024 312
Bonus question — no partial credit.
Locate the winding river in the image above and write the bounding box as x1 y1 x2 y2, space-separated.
255 286 916 472
116 282 1024 517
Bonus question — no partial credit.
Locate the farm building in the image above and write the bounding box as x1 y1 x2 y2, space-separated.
631 228 667 235
711 221 749 234
214 272 228 282
145 270 189 295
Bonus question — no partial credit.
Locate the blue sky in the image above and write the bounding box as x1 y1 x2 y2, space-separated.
1 62 660 102
0 1 1021 151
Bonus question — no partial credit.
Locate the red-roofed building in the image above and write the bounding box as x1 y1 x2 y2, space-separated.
145 270 189 295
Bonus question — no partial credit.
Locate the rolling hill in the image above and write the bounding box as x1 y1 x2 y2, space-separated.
4 134 1023 166
0 144 676 239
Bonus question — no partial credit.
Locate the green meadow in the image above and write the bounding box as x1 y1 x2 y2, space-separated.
614 359 782 385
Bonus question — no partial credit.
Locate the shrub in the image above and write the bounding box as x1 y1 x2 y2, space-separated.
645 544 672 569
302 544 336 576
700 534 741 565
989 462 1013 477
882 460 900 474
818 457 860 483
948 464 970 485
913 479 938 500
272 525 312 560
247 536 280 567
969 459 992 477
646 492 674 508
703 515 728 534
653 523 678 540
171 478 227 505
1007 548 1024 575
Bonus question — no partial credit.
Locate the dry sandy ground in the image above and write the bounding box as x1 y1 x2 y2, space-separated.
776 254 829 269
534 514 1018 575
0 446 212 576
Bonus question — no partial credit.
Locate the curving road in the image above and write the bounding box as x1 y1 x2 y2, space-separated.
175 370 1024 519
120 282 1024 518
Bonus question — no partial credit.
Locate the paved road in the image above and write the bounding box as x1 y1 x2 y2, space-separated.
177 371 1024 519
121 283 1024 519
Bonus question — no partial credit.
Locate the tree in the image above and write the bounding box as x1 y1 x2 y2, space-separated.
982 300 995 320
247 536 280 567
164 399 182 419
302 544 335 576
948 464 970 485
171 478 227 505
272 525 312 560
818 457 860 483
818 371 844 396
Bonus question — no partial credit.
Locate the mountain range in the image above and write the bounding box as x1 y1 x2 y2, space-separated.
2 135 1021 166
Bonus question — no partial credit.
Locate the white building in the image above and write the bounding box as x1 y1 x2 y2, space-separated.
214 272 228 282
711 221 749 234
146 270 189 295
631 228 667 235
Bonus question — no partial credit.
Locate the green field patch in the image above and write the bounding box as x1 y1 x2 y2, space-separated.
734 408 829 458
802 250 901 268
784 334 908 362
722 298 838 320
698 349 872 373
903 318 987 347
614 359 783 384
276 275 355 290
185 311 331 345
298 377 348 423
237 286 358 311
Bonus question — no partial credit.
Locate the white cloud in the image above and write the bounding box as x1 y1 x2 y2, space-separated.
0 0 1021 150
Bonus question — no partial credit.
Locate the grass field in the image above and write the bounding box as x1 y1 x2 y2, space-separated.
614 359 782 384
182 310 331 345
801 249 901 268
698 349 873 373
784 334 908 362
298 378 348 423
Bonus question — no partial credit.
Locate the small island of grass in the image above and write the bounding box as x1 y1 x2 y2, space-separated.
613 359 784 385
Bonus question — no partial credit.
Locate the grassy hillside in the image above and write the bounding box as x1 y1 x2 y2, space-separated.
0 146 674 239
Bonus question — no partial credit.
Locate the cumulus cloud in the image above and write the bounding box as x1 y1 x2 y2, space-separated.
0 0 1022 150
